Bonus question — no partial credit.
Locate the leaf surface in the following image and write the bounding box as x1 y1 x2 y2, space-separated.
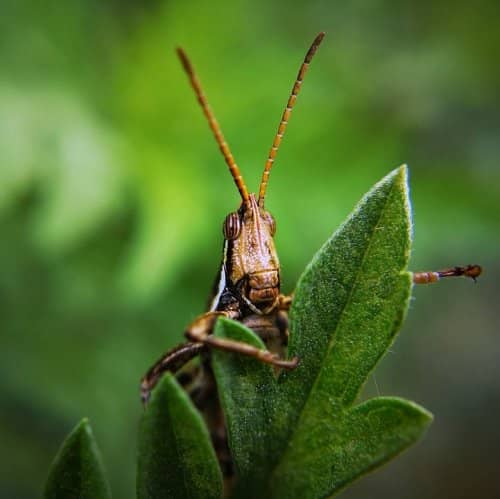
136 374 223 499
212 320 280 493
43 418 111 499
213 166 432 498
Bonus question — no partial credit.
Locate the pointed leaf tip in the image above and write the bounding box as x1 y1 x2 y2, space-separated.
44 418 111 499
286 165 413 409
137 374 222 499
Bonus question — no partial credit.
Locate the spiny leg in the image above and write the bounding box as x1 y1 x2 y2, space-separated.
413 264 482 284
185 311 299 369
140 342 206 405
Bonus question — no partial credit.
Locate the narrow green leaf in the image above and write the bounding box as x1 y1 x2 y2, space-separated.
44 418 111 499
282 165 413 413
136 373 222 499
212 318 278 492
269 398 432 498
211 166 429 498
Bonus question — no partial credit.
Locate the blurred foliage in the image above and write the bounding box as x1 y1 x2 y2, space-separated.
0 0 498 498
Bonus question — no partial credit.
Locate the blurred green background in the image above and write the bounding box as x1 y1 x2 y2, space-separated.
1 0 498 497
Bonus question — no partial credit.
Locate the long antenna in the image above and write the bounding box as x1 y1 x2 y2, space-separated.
177 47 250 202
258 32 325 207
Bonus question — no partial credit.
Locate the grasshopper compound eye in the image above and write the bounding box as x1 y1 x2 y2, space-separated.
223 212 241 240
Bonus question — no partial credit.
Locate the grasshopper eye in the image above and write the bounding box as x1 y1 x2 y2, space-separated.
223 212 241 240
266 212 276 236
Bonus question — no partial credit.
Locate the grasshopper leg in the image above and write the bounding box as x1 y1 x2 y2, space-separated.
413 264 482 284
184 311 299 370
140 341 206 405
278 293 293 311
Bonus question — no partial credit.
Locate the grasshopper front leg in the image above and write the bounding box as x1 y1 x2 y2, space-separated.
141 309 298 404
278 293 293 312
184 311 299 369
274 293 293 346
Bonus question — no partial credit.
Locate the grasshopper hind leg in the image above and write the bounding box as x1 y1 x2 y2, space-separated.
140 341 206 405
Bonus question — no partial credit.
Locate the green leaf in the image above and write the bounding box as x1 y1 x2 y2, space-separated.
212 166 432 498
136 373 223 499
270 398 432 498
43 418 111 499
282 164 413 412
212 319 279 491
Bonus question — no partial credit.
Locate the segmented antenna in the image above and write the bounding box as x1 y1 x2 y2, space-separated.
258 32 325 206
177 48 250 202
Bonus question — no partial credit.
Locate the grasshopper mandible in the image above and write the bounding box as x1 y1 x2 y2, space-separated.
140 32 482 475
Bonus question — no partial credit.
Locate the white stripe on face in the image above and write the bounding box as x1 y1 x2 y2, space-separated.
209 240 228 312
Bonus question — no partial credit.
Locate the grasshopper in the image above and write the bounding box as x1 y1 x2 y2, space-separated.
140 32 481 477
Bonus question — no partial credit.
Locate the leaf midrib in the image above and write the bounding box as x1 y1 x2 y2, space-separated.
270 178 398 483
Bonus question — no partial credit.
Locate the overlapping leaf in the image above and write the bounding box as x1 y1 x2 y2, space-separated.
136 374 222 499
212 166 432 498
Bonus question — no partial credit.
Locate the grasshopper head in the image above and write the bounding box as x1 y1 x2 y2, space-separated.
223 193 279 307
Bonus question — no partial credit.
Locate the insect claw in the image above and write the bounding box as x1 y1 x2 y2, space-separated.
140 383 151 407
276 355 300 370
